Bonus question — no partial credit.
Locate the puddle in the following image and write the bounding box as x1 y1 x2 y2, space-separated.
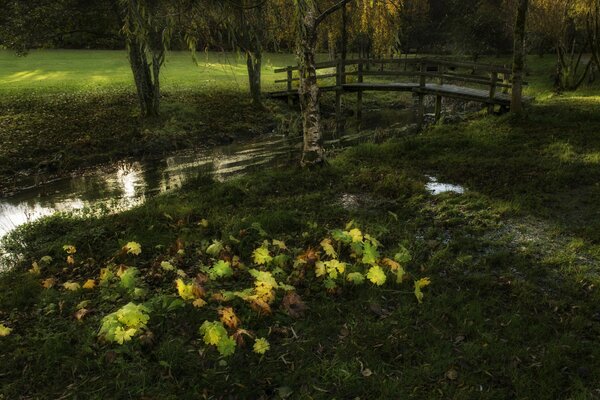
425 176 465 195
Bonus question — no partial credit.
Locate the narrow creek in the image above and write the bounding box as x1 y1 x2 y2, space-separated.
0 106 468 245
0 130 383 240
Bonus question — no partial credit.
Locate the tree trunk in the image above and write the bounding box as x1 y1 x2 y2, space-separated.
246 50 262 106
297 0 325 166
127 38 159 117
511 0 529 114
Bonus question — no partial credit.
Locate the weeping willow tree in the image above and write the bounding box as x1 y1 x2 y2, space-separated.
530 0 593 91
120 0 176 117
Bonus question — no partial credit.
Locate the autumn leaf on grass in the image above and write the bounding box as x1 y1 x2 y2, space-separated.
193 298 207 308
382 258 406 283
281 292 307 318
74 308 90 321
40 256 53 264
208 260 233 280
346 272 365 285
199 321 227 346
67 255 75 266
348 228 363 243
82 279 96 289
176 279 195 301
0 324 12 337
29 262 41 275
320 238 337 258
233 329 254 347
219 307 241 329
252 246 272 265
366 266 387 286
414 278 431 304
394 246 412 264
272 239 287 250
362 241 380 265
253 338 270 355
63 245 77 254
114 327 137 344
63 282 81 291
217 335 236 357
42 278 56 289
160 261 175 271
123 242 142 256
206 240 224 257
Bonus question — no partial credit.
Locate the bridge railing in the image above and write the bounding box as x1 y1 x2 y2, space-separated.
272 57 525 126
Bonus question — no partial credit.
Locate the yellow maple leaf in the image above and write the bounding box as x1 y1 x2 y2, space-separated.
253 337 270 354
320 238 337 258
124 242 142 256
63 245 77 254
382 258 400 271
176 279 195 300
114 327 137 344
348 228 363 243
366 265 387 286
272 239 287 250
219 307 241 329
315 261 327 277
41 278 56 289
82 279 96 289
29 262 41 275
192 298 207 308
414 278 431 304
252 247 272 265
0 324 12 337
63 282 81 291
66 255 75 266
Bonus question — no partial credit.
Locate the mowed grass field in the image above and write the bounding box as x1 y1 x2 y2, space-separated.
0 49 297 94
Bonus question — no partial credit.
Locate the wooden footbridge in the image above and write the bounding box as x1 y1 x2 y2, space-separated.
269 57 527 126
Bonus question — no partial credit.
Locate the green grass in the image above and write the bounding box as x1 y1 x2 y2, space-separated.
2 51 600 399
0 49 296 94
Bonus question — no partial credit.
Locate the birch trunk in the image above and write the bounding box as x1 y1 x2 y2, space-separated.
297 0 325 166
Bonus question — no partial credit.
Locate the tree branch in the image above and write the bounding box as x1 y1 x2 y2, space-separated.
315 0 354 26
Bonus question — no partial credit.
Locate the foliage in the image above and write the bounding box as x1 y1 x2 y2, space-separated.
99 303 150 344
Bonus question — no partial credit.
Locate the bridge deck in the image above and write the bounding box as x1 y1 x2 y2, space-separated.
268 83 524 106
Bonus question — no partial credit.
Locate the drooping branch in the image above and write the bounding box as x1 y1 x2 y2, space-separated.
315 0 353 26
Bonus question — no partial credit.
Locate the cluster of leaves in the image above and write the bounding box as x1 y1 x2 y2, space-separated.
98 303 150 344
16 227 430 360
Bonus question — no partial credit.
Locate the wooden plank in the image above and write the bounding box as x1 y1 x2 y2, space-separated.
342 82 419 92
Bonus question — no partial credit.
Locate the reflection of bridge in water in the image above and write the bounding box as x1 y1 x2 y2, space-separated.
269 57 531 126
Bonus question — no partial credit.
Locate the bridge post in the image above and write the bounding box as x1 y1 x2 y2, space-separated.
335 59 345 135
488 71 498 114
417 61 426 129
357 62 363 130
287 67 293 107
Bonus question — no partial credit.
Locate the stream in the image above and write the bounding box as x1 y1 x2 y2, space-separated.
0 130 384 241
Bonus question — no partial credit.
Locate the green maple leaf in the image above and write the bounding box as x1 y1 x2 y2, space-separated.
346 272 365 285
209 260 233 280
362 241 380 265
199 321 227 346
252 246 272 265
394 246 412 264
217 335 236 357
206 240 224 257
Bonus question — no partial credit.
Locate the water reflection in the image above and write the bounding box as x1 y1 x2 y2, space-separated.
0 135 300 239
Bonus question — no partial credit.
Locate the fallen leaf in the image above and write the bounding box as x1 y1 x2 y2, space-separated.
361 368 373 377
82 279 96 289
281 292 307 318
74 308 89 321
445 369 459 380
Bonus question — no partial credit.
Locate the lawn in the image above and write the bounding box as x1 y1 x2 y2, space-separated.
0 49 296 94
2 51 600 399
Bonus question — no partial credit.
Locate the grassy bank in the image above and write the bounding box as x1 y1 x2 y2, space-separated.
2 91 600 398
